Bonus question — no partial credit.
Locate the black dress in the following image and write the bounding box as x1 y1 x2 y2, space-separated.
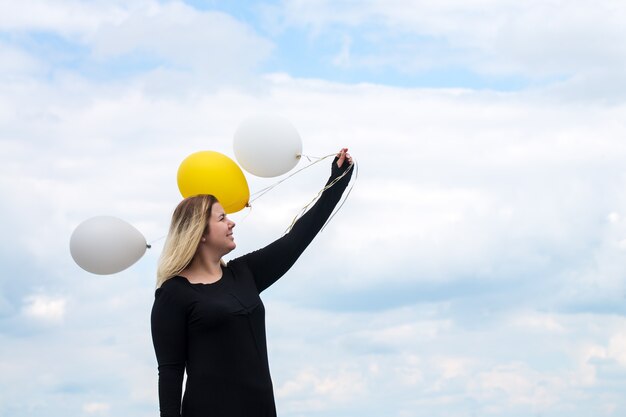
151 160 352 417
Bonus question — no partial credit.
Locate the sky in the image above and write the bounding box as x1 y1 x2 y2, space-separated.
1 0 626 416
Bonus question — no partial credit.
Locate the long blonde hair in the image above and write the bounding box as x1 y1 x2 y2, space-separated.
156 194 219 288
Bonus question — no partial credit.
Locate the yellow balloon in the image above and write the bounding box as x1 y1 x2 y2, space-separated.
177 151 250 213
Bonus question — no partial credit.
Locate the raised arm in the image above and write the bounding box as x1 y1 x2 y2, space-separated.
151 280 187 417
236 148 354 293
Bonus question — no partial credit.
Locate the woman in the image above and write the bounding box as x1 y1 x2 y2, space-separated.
151 148 354 417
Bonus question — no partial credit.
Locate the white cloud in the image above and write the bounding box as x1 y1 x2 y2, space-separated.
576 344 607 386
0 41 46 77
0 0 273 89
0 0 126 35
469 362 564 409
354 320 453 350
82 402 110 414
276 366 368 412
510 311 566 333
608 212 620 223
22 295 66 323
608 332 626 367
332 35 352 68
273 0 626 81
266 302 626 416
395 354 423 385
89 2 273 75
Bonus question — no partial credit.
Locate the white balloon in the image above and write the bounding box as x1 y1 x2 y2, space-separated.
70 216 147 275
233 114 302 177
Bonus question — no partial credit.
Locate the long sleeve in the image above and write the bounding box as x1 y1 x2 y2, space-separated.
235 157 353 293
151 281 188 417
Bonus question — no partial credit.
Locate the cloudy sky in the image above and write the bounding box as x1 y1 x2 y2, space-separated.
1 0 626 416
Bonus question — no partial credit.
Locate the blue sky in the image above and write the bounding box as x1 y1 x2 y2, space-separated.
1 1 626 417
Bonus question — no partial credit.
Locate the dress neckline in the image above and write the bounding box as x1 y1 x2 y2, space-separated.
178 265 226 286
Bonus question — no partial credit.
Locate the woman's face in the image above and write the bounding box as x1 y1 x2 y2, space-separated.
204 202 236 254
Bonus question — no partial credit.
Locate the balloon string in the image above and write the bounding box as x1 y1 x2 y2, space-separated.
320 159 358 232
284 158 358 234
147 154 356 251
236 203 254 224
148 235 167 247
248 153 336 204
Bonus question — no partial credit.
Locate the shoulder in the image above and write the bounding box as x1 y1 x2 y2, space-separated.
158 275 188 290
154 276 192 302
151 277 192 322
225 257 249 274
152 276 195 318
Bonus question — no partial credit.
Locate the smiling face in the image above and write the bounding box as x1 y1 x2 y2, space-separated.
203 202 236 255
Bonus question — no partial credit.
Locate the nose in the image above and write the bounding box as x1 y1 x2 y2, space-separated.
229 219 236 229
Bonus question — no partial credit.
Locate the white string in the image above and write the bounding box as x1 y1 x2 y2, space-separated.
147 234 167 248
249 153 336 204
284 158 358 234
318 159 358 233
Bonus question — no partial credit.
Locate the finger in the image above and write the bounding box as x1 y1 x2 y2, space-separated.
337 150 346 168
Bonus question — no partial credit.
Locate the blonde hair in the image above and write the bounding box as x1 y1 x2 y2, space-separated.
156 194 219 288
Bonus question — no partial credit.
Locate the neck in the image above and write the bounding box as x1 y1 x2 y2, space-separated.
182 251 223 284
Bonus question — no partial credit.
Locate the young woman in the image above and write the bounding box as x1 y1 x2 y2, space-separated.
151 148 354 417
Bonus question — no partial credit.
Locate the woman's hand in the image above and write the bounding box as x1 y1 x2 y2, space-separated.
336 147 353 168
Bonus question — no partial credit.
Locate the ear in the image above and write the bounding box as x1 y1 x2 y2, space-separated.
200 225 209 243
